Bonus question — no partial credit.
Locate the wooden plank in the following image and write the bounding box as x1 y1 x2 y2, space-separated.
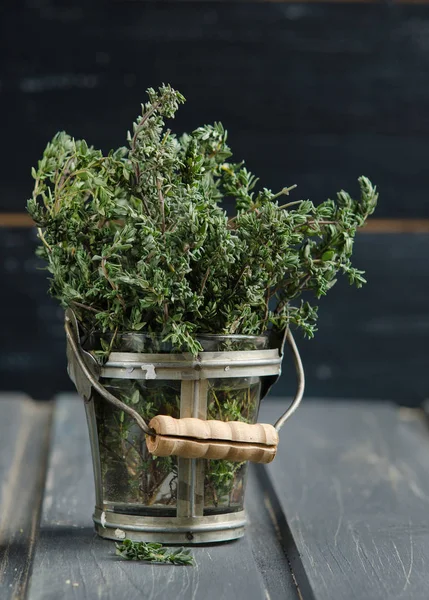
3 4 429 217
361 219 429 233
259 398 429 600
19 0 429 3
29 395 296 600
112 0 429 4
4 213 429 232
246 465 301 600
122 1 382 4
0 395 53 600
0 214 34 227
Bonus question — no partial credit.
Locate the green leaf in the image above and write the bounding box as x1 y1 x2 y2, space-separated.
322 250 334 262
130 390 140 404
116 539 195 566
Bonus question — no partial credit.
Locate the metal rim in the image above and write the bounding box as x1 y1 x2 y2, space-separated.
93 510 247 533
65 310 305 435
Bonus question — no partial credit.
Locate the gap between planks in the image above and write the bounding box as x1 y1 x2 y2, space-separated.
2 213 429 233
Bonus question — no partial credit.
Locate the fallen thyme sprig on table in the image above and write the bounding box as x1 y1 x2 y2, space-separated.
115 539 195 566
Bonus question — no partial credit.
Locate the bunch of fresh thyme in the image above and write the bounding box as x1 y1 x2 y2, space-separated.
27 84 378 353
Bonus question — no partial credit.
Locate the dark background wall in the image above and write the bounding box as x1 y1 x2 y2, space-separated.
1 1 428 404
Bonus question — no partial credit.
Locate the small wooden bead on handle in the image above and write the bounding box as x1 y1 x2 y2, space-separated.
145 415 279 464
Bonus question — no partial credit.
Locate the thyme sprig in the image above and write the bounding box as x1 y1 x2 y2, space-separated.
116 539 194 566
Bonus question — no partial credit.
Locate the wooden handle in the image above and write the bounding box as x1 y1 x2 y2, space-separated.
145 415 279 464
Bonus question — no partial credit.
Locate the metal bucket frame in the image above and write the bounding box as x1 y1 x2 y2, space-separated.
65 310 305 544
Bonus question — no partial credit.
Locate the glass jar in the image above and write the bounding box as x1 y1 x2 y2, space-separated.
84 333 269 518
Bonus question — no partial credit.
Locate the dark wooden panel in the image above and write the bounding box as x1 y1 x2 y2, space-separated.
0 395 53 600
0 228 65 401
28 396 296 600
1 230 428 404
2 3 429 217
275 232 429 405
260 399 429 600
246 465 301 599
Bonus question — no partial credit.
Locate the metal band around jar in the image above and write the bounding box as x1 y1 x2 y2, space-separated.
100 349 282 381
65 308 305 434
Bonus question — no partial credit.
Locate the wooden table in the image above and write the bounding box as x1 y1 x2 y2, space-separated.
1 395 429 600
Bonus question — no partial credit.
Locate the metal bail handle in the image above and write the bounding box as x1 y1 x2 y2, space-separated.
274 328 305 432
65 310 305 442
65 311 154 435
